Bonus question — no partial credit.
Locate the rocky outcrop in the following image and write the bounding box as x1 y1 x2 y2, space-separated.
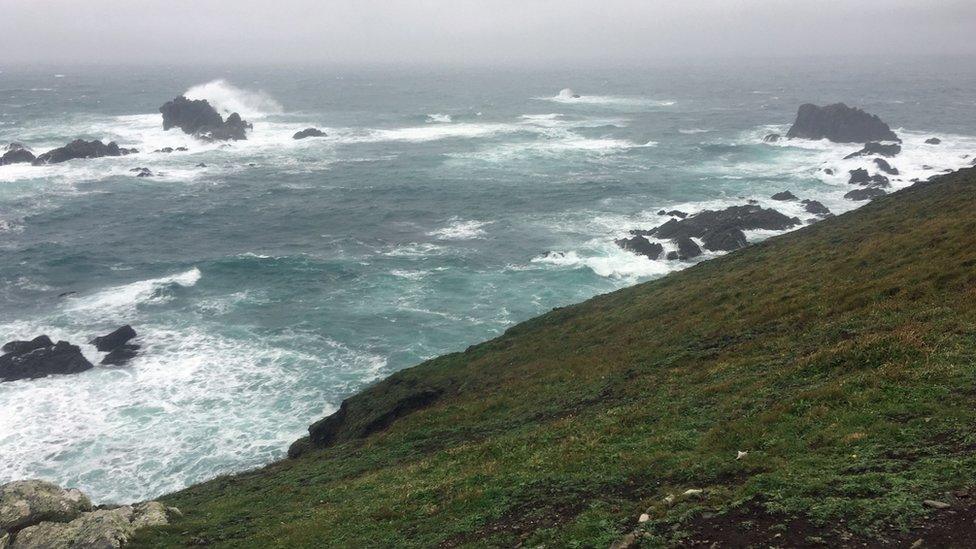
657 210 687 219
1 338 92 382
771 191 798 201
845 187 886 201
802 199 831 216
0 481 178 548
159 96 251 141
0 144 35 166
667 236 702 260
786 103 899 143
91 325 139 366
634 205 799 253
31 140 134 165
848 169 890 187
293 128 327 140
615 235 664 260
873 158 899 175
843 142 902 159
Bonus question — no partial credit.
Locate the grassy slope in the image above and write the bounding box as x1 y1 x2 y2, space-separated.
134 168 976 548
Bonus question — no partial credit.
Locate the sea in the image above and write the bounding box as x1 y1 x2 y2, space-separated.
2 57 975 503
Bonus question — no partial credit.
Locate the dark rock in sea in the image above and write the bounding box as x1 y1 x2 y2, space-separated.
786 103 899 143
762 133 780 143
802 199 831 216
651 205 800 240
824 168 834 175
31 140 128 165
747 199 759 205
925 137 942 145
130 167 153 177
873 158 899 175
176 146 188 151
0 340 93 382
0 143 35 165
195 163 207 168
101 344 140 366
154 147 174 154
845 187 886 201
843 142 902 159
159 96 251 141
771 191 798 201
2 335 54 355
848 169 890 187
293 128 327 140
91 325 136 352
615 235 664 260
702 227 748 252
673 236 702 259
666 210 687 218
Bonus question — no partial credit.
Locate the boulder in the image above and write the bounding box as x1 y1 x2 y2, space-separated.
0 340 93 382
873 158 899 175
702 227 748 252
293 128 327 140
159 96 251 141
802 199 831 216
848 169 890 187
2 336 54 355
824 168 835 175
0 144 35 166
925 137 941 145
843 142 902 159
91 325 137 352
9 501 176 549
31 140 130 165
0 480 91 534
762 133 780 143
845 187 886 201
615 235 664 260
786 103 899 143
771 191 798 201
101 345 140 366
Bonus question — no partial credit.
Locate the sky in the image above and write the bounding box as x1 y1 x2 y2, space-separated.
2 0 974 66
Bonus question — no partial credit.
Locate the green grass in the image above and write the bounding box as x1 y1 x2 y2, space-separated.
133 168 976 548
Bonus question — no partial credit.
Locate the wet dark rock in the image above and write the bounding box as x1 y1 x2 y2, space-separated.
2 336 54 355
615 235 664 260
130 167 153 177
293 128 327 140
159 96 251 141
771 191 798 201
175 146 188 152
873 158 899 175
702 227 748 252
843 142 902 159
666 210 687 218
925 137 941 145
762 133 780 143
824 168 834 175
1 340 93 382
31 140 128 165
195 163 207 168
101 345 140 366
91 325 136 352
0 143 35 165
153 147 174 153
802 199 831 216
786 103 899 143
848 169 890 187
672 236 702 259
845 187 886 201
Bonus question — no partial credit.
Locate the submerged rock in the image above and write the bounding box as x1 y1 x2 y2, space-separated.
843 142 902 159
159 96 251 141
786 103 899 143
91 325 137 352
293 128 327 140
873 158 899 175
31 140 130 165
845 187 887 201
130 167 153 177
762 133 780 143
771 191 798 201
615 235 664 260
0 340 92 382
0 144 35 165
802 199 831 216
925 137 942 145
101 345 140 366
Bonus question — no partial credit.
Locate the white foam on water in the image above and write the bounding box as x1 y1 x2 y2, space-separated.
184 80 283 119
360 122 526 143
64 268 201 320
425 113 453 123
427 218 490 240
540 89 676 108
679 128 713 134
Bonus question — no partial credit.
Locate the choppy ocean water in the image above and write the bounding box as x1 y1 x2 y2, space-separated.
1 59 975 503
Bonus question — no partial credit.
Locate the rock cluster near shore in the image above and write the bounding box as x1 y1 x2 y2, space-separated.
1 326 140 383
786 103 900 143
0 480 178 548
159 96 251 141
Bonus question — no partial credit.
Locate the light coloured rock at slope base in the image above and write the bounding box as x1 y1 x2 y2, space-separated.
10 502 175 549
0 480 91 533
1 529 10 549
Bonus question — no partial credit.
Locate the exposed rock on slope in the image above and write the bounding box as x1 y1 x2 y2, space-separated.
159 96 251 141
786 103 899 143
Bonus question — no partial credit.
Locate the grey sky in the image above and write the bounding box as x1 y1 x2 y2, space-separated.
2 0 974 66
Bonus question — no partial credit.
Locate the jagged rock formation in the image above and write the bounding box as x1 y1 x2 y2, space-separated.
786 103 899 143
771 191 798 201
31 140 135 165
845 187 887 201
844 142 902 159
159 96 251 141
0 144 35 165
0 337 92 382
615 235 664 260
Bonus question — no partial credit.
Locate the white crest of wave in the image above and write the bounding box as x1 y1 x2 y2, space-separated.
427 218 490 240
184 80 283 119
426 113 453 123
544 90 676 108
65 267 202 318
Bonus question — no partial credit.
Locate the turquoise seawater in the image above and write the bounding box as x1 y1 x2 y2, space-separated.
2 58 975 502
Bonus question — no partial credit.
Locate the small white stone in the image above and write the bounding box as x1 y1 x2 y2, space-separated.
638 513 650 523
736 450 748 460
683 488 703 496
663 494 675 505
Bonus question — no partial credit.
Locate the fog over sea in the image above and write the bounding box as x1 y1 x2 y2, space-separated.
2 58 975 503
